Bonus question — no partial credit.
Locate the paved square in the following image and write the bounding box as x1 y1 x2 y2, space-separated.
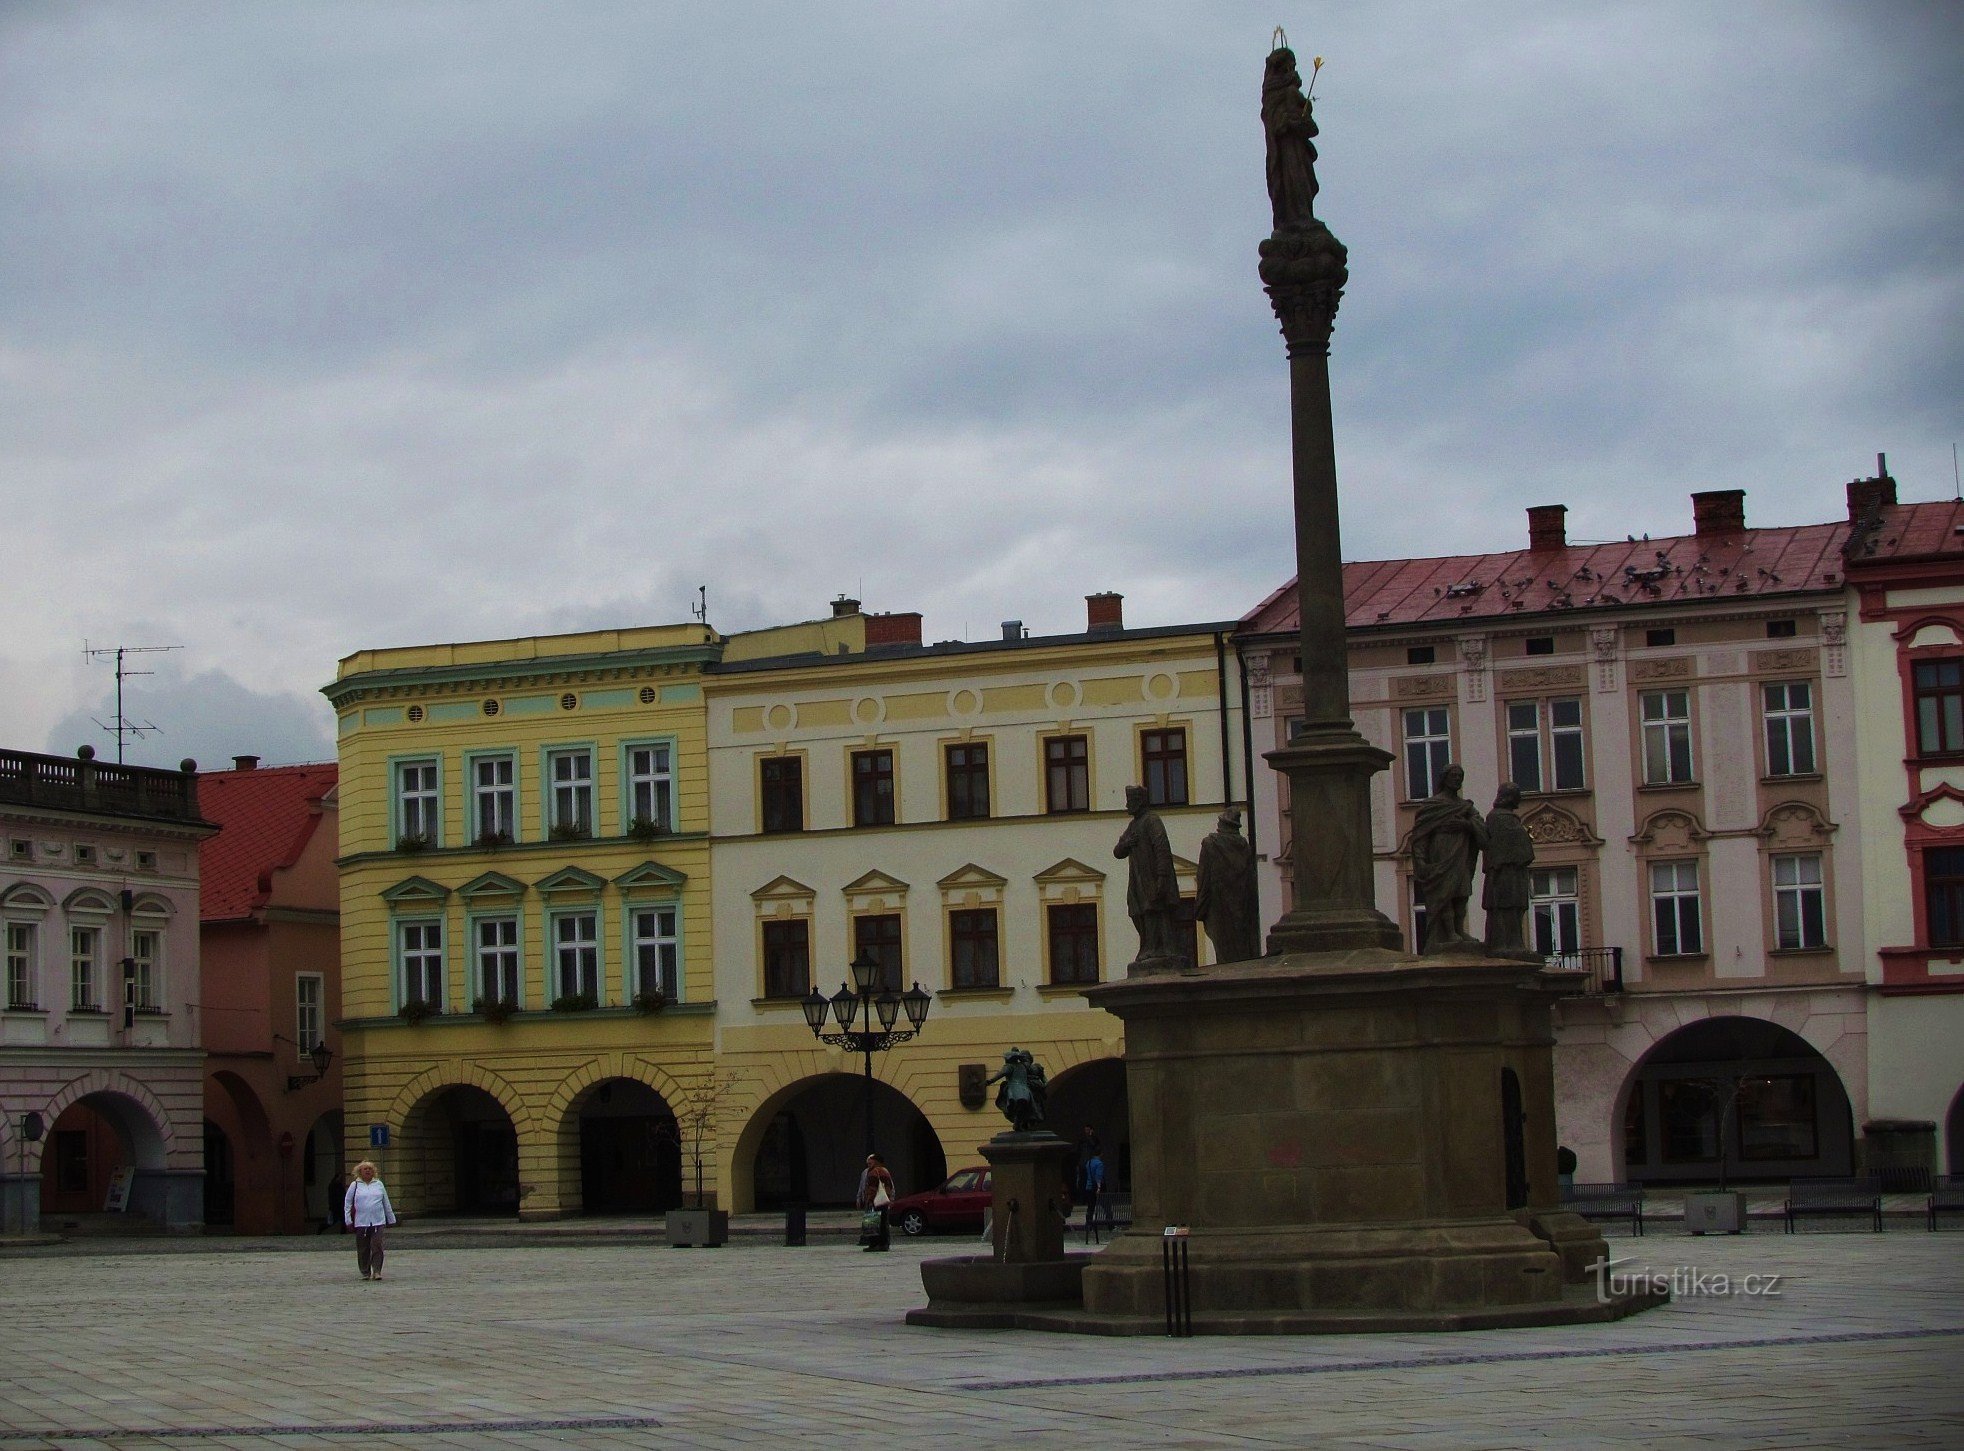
1 1229 1960 1448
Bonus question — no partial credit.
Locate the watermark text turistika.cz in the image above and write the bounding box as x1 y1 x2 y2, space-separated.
1591 1256 1785 1305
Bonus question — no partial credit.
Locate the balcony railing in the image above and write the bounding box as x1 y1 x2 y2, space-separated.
1546 946 1624 994
0 749 203 824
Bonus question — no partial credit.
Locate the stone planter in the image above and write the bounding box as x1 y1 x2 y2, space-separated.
665 1208 728 1247
1683 1190 1745 1235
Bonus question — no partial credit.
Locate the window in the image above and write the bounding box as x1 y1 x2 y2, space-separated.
854 913 904 992
69 925 100 1010
627 743 673 832
296 973 324 1052
1525 636 1555 656
1914 660 1964 756
633 906 680 1001
945 743 990 821
472 755 516 842
74 844 96 866
1407 645 1436 665
554 912 600 999
950 909 1000 989
548 750 594 836
400 921 444 1007
1403 707 1451 799
1045 735 1090 813
54 1131 89 1194
129 929 160 1009
1762 682 1816 777
1772 854 1826 949
1646 628 1676 648
1650 860 1702 956
851 749 895 827
1767 619 1798 639
1640 690 1694 784
1506 699 1585 793
1928 847 1964 948
475 916 519 1003
1047 903 1099 985
396 759 439 845
762 919 811 999
1737 1075 1817 1160
760 757 804 833
1142 728 1189 808
5 922 35 1009
1530 867 1581 957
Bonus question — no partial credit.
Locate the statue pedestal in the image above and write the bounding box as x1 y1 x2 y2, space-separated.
907 1130 1086 1329
915 949 1661 1335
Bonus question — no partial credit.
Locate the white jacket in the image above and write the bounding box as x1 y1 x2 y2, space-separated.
344 1179 398 1229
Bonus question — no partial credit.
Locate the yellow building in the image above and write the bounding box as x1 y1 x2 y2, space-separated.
703 595 1245 1214
326 612 862 1219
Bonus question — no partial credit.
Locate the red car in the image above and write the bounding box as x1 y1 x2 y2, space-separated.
888 1166 993 1236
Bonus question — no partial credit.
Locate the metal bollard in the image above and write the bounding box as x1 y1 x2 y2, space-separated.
1161 1229 1192 1337
784 1203 807 1247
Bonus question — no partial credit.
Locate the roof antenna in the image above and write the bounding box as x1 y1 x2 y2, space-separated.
1952 442 1959 501
690 585 708 623
82 641 181 764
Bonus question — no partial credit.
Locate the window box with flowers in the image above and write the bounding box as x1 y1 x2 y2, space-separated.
398 998 437 1025
473 996 518 1025
551 991 599 1013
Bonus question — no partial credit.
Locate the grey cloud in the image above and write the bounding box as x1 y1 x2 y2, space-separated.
45 663 334 773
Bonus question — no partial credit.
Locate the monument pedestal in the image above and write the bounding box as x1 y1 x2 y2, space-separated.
960 950 1660 1335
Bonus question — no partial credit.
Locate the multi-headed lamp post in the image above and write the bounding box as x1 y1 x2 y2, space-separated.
801 952 932 1160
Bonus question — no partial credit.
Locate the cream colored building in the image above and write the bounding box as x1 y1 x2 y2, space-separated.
703 597 1244 1210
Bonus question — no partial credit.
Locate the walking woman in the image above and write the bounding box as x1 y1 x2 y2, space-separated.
343 1160 398 1280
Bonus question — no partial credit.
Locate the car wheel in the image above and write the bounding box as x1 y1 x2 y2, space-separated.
899 1209 928 1237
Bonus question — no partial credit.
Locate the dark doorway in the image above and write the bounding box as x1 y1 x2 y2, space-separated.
405 1085 519 1216
203 1119 236 1226
753 1111 809 1210
747 1076 942 1207
1501 1068 1527 1210
578 1079 681 1214
1047 1059 1131 1191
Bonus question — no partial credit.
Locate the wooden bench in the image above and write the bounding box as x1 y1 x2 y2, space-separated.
1784 1176 1882 1233
1930 1177 1964 1231
1559 1181 1645 1236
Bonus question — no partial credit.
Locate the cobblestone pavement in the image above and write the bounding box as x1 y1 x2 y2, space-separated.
1 1230 1959 1449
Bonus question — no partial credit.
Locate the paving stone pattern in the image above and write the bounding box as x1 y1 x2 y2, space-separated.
0 1231 1959 1448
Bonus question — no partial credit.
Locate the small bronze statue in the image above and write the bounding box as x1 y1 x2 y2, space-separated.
1195 807 1262 964
1482 783 1536 954
986 1047 1047 1133
1261 45 1320 235
1115 785 1186 968
1410 763 1487 953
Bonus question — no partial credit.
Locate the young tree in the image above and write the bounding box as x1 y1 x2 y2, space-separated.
657 1070 744 1209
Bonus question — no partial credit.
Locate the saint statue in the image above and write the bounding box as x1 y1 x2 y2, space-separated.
1195 807 1262 964
1261 46 1320 234
1409 763 1487 953
1115 785 1185 967
1482 783 1536 954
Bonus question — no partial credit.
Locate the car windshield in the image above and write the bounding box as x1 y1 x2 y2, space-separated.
944 1170 980 1192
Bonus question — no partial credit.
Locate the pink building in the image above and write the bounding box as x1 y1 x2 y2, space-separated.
1238 487 1870 1186
198 757 342 1234
1 747 216 1233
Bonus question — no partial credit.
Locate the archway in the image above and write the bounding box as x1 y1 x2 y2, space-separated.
1947 1084 1964 1176
569 1078 680 1215
399 1085 519 1216
302 1110 345 1229
204 1069 277 1233
203 1120 235 1226
740 1074 943 1211
37 1090 170 1229
1046 1058 1130 1192
1616 1017 1855 1185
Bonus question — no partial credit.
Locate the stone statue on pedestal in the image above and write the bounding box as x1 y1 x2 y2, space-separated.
1410 763 1487 953
1195 808 1261 964
1261 46 1320 234
1482 783 1536 954
1115 785 1185 968
986 1047 1047 1134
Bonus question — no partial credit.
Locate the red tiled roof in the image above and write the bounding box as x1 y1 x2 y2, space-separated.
1240 518 1859 636
195 763 337 922
1847 499 1964 565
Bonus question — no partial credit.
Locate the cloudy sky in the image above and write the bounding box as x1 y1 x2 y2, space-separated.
3 2 1959 770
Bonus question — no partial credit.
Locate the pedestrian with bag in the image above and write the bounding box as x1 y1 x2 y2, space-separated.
343 1159 398 1280
1079 1147 1107 1242
856 1153 895 1252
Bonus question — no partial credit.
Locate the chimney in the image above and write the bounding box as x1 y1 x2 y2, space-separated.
1001 620 1025 641
232 755 260 772
1845 457 1898 521
1691 489 1746 538
865 611 923 647
1526 504 1568 551
1086 591 1124 633
830 595 861 618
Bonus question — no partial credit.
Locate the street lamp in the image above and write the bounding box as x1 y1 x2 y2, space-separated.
275 1035 334 1092
801 951 932 1158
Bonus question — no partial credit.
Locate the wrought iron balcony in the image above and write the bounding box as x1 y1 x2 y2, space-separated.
0 748 204 824
1546 946 1624 994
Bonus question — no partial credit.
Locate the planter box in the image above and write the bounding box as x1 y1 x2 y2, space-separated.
1683 1190 1745 1235
665 1208 729 1248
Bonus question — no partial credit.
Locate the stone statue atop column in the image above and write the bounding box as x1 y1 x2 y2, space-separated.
1194 807 1261 964
1410 763 1487 953
1115 785 1186 970
1482 783 1537 955
1261 46 1320 234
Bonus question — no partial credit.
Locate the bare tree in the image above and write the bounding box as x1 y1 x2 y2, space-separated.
655 1070 744 1209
